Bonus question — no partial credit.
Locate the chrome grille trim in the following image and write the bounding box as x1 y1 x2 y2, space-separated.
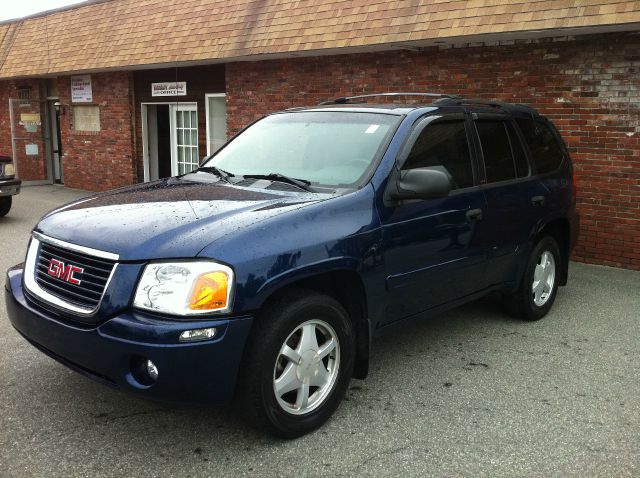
24 233 119 316
32 231 119 261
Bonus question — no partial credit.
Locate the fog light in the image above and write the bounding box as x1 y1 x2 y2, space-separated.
146 360 159 381
179 327 217 342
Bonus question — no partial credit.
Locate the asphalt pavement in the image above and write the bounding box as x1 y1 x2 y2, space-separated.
1 185 638 477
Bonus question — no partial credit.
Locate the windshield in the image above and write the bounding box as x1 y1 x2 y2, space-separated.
202 111 400 188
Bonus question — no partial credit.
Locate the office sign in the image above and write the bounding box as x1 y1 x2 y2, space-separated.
71 75 93 103
151 82 187 97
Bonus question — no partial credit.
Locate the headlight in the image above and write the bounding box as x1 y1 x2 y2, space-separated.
133 261 233 316
2 163 14 178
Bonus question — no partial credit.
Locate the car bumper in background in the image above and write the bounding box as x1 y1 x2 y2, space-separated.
0 179 21 197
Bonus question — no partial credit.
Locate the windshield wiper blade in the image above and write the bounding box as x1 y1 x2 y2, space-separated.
242 173 313 192
197 166 234 183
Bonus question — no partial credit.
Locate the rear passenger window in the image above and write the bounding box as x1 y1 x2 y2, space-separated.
402 120 474 189
516 118 564 174
475 120 515 183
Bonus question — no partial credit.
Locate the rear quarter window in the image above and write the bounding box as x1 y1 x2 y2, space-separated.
515 118 564 174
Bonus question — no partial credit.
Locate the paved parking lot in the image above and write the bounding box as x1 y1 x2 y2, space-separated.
1 185 639 477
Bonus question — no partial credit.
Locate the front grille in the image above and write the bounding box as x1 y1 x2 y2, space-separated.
35 242 116 310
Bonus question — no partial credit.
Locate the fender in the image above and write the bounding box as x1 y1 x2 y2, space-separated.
256 257 362 297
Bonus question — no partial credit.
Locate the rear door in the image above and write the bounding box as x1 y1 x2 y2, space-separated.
378 114 487 324
471 114 547 287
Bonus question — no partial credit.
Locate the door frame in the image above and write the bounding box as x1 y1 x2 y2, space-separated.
141 101 198 182
45 97 62 183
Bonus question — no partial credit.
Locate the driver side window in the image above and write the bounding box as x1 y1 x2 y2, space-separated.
402 119 474 189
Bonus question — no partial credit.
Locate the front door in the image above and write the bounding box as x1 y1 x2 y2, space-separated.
170 104 199 175
378 114 487 325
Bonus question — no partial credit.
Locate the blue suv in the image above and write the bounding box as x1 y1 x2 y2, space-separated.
5 93 579 437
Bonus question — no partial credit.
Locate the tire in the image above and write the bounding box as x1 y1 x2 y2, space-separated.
506 236 561 321
237 290 355 438
0 196 11 217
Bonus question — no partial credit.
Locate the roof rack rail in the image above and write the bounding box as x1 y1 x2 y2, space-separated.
319 92 462 105
433 98 503 107
433 98 537 113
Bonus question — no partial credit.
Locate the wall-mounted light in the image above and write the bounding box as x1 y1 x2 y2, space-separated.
53 101 65 115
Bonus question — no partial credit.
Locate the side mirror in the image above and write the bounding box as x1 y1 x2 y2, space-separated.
390 167 452 200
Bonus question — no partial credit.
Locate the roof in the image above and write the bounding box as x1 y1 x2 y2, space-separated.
1 0 640 79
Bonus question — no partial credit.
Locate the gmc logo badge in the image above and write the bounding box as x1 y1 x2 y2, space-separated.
47 259 84 285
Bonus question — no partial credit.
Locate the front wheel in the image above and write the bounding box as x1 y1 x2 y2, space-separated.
506 236 561 321
237 290 355 438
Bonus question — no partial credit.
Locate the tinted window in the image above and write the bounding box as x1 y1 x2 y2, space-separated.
476 120 515 183
506 122 530 178
516 118 564 174
402 120 474 189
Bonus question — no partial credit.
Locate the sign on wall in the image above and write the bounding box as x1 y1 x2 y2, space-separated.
151 82 187 97
71 75 93 103
19 113 41 132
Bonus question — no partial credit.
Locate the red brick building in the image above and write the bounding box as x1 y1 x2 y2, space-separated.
0 0 639 269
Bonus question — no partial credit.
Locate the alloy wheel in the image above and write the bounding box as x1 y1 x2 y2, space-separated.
273 319 340 415
532 250 556 307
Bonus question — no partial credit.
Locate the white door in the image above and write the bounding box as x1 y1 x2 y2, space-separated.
170 104 199 175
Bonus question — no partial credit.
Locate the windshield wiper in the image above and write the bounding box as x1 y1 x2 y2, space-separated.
242 173 313 192
197 166 234 183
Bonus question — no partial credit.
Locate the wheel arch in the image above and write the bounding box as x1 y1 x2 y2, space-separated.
533 217 571 286
254 267 371 380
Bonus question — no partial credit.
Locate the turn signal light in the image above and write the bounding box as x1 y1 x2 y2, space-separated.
189 271 229 310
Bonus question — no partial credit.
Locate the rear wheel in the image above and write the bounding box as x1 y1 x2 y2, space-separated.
506 236 561 320
237 290 355 438
0 197 12 217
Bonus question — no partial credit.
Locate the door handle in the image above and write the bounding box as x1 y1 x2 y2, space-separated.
531 195 546 206
466 208 483 221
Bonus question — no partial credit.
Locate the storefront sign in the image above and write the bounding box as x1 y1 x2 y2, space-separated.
151 82 187 97
19 113 41 126
19 113 41 132
71 75 93 103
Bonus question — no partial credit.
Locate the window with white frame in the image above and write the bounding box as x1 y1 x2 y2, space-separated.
206 94 227 155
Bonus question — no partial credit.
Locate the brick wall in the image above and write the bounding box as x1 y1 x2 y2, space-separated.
226 32 640 270
0 79 48 180
57 71 136 191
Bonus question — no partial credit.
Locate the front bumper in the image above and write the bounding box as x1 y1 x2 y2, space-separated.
0 178 21 197
5 266 254 403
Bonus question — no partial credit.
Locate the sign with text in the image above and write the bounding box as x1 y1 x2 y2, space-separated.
19 113 41 125
19 113 41 132
71 75 93 103
151 82 187 97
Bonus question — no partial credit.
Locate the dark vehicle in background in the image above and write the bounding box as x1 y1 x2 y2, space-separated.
0 155 20 217
5 93 579 437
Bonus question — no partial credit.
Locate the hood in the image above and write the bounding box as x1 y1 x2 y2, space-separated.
36 178 325 260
